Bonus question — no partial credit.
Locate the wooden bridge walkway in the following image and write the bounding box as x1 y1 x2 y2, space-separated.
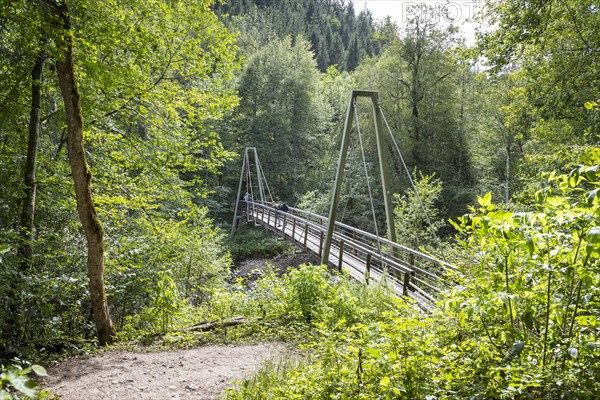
237 200 459 309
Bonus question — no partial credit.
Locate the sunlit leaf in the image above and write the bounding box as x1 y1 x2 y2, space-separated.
380 376 390 387
586 226 600 244
478 192 492 208
576 315 597 327
31 365 48 377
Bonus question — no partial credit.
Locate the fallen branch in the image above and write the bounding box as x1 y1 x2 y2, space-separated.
181 316 246 332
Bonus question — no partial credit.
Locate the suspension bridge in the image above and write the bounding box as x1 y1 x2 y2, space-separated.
231 90 460 309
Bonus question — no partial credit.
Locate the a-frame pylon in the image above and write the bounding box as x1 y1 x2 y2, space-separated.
321 90 397 265
230 147 267 237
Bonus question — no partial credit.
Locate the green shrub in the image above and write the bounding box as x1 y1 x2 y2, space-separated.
445 159 600 398
228 226 291 260
0 361 47 400
393 170 445 250
287 264 332 323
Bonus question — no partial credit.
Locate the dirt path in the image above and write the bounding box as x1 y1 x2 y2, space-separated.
41 253 312 399
42 343 283 400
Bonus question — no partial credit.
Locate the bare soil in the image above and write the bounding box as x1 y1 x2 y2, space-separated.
42 343 284 400
42 252 314 399
232 251 319 281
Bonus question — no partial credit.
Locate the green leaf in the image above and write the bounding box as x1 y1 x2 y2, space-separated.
522 309 535 330
586 226 600 244
392 386 407 394
365 348 382 358
581 165 599 181
569 174 583 188
6 371 38 397
477 192 492 207
546 196 566 208
449 218 462 230
585 188 600 206
31 365 48 377
526 237 535 255
502 340 525 363
380 376 391 387
576 315 597 327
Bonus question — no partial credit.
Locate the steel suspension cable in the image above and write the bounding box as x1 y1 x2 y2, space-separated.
246 155 253 199
243 153 257 218
317 111 350 221
353 99 385 268
334 132 358 225
255 157 274 203
377 101 445 258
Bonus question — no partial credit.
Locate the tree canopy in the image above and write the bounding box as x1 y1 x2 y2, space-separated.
0 0 238 353
216 0 381 71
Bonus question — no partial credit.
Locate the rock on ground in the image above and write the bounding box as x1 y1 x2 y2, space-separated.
233 252 319 281
42 343 283 400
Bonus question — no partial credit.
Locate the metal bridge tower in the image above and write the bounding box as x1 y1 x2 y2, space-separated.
230 147 267 237
321 90 397 265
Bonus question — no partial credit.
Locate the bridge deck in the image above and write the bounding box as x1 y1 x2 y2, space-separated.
237 201 458 309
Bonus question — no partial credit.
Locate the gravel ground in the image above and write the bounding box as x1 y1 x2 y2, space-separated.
41 343 284 400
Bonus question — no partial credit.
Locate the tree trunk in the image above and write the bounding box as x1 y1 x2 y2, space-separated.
410 69 421 167
18 52 46 271
505 137 511 203
53 1 115 345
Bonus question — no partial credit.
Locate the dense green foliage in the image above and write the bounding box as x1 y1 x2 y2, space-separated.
207 263 397 341
1 0 598 397
478 0 600 191
217 0 599 232
223 161 599 399
446 155 600 398
228 36 324 201
228 225 292 261
216 0 381 71
0 362 47 400
1 0 237 358
393 172 444 250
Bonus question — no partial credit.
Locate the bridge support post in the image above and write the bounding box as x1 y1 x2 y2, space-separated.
403 272 412 296
318 231 324 258
282 214 287 236
338 240 345 272
403 253 415 296
259 206 264 226
231 150 249 237
322 90 397 265
303 223 309 249
365 254 372 284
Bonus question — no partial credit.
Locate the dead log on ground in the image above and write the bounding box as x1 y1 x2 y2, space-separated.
181 316 246 332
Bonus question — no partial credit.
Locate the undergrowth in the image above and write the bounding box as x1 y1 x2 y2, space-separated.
222 160 600 399
25 160 598 400
227 225 292 260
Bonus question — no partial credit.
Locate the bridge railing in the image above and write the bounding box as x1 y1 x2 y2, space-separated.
239 201 460 307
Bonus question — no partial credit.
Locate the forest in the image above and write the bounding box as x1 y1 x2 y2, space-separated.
0 0 598 398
